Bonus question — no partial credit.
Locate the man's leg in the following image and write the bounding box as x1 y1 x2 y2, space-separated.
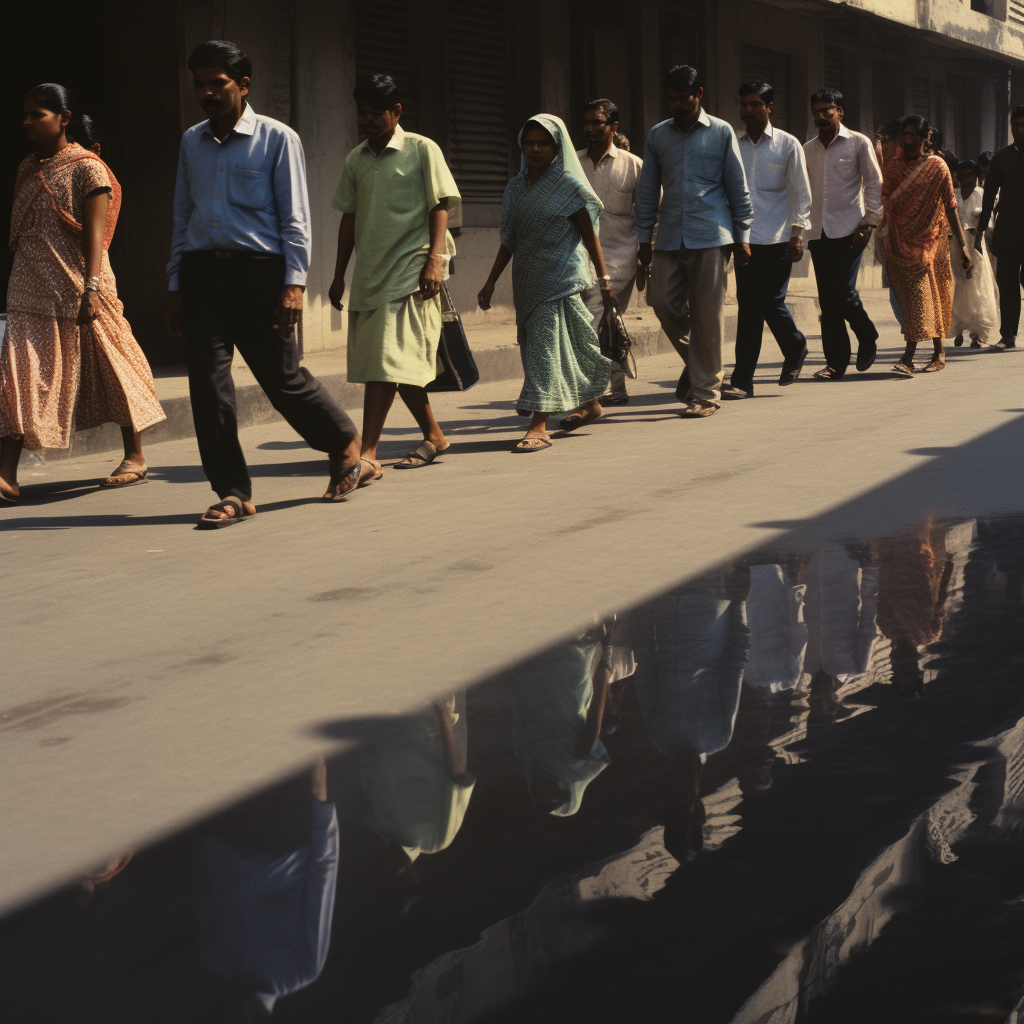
758 242 807 373
606 277 636 401
809 236 852 377
231 258 359 467
729 245 766 396
835 239 877 366
179 253 252 504
995 250 1022 346
681 245 727 406
648 250 692 399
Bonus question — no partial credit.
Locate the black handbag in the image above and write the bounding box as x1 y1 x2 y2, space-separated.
597 307 638 379
426 283 480 392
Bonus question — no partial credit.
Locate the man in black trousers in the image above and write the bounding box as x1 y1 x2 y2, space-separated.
167 40 370 528
977 105 1024 351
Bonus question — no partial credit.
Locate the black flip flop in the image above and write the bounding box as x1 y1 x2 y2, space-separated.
0 490 18 506
197 496 254 529
856 341 877 372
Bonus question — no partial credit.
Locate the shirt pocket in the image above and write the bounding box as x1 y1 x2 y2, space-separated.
387 165 424 213
759 158 786 192
229 167 271 211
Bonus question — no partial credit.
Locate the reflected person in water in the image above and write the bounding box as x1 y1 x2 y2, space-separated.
510 623 614 814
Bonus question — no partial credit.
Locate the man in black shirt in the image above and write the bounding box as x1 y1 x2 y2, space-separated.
977 106 1024 350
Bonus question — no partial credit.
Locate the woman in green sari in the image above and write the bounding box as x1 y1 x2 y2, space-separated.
477 115 614 452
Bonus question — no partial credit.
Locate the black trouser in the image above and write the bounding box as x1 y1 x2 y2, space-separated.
995 246 1024 341
179 251 358 503
731 242 806 392
807 231 878 377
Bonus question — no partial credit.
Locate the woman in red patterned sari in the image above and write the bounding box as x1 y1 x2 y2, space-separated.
0 84 164 504
882 115 972 376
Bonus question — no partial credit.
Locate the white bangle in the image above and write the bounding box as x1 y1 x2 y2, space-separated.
599 274 612 281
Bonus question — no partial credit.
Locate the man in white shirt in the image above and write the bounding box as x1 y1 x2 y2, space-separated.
577 99 643 404
722 81 812 400
803 88 883 380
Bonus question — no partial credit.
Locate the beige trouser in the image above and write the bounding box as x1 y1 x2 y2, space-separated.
648 246 729 406
581 276 636 398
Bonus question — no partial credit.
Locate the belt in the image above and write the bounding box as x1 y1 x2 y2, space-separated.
203 249 276 259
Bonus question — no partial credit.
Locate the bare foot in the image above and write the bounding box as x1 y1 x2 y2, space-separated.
559 402 604 432
0 479 19 503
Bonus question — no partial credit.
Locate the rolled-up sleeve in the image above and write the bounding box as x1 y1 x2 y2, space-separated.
167 141 192 292
273 129 312 287
421 139 461 211
859 137 883 226
722 129 753 244
787 140 812 233
635 129 661 245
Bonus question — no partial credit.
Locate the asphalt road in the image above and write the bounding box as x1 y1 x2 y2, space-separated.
1 329 1022 913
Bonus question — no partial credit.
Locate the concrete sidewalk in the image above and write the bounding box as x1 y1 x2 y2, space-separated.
50 284 894 460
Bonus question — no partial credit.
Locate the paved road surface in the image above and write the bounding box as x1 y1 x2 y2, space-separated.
1 329 1021 913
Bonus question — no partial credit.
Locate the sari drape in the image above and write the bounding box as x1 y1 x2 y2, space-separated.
882 156 957 341
1 144 164 450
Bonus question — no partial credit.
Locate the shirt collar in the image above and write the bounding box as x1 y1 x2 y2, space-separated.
386 125 406 151
577 141 619 166
669 107 711 133
202 102 257 139
743 121 775 144
837 123 852 140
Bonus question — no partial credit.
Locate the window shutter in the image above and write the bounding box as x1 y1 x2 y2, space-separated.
354 1 418 133
740 44 792 134
824 44 843 93
1009 0 1024 28
446 0 510 203
912 77 931 119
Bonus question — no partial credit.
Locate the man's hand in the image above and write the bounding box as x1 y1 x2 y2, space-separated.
77 291 101 326
165 292 183 338
328 275 345 311
638 242 653 268
850 225 873 253
789 236 803 263
600 277 617 310
273 284 304 329
734 242 751 267
477 279 495 311
419 254 445 301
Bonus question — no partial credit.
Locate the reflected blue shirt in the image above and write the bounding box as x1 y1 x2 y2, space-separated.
635 109 753 250
168 103 311 290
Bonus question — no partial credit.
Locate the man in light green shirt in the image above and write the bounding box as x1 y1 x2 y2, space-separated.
329 74 461 473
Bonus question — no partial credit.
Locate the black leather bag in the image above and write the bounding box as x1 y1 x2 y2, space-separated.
597 307 638 379
426 283 480 392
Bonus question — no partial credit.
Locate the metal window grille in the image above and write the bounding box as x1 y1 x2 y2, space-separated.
446 0 510 203
740 43 793 133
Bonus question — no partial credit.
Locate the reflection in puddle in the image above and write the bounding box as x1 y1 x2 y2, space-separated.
3 515 1024 1022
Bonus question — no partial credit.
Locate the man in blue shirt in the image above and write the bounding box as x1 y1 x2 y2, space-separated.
167 41 367 528
636 66 753 417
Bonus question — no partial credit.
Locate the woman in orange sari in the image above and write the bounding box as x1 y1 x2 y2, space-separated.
0 84 164 504
882 115 972 376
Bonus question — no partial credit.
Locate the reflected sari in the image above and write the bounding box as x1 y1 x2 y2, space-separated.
882 155 957 342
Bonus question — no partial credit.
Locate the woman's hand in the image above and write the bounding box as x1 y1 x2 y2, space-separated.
328 275 345 311
419 254 445 301
600 277 616 310
477 279 496 311
961 244 974 279
77 291 101 325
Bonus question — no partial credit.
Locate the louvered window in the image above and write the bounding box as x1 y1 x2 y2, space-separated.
1009 0 1024 27
354 1 418 132
447 0 511 203
740 44 792 133
872 59 892 128
824 44 843 94
912 77 931 119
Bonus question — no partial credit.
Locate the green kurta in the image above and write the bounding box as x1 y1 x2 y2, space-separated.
333 126 461 384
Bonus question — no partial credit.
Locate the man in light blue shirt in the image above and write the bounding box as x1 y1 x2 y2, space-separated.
636 65 753 415
167 41 366 528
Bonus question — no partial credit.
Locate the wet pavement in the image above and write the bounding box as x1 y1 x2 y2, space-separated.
4 511 1024 1023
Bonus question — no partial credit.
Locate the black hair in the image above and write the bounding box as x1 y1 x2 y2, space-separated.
585 97 618 122
739 81 774 104
522 119 555 145
663 65 703 96
901 114 930 137
353 73 401 109
929 128 943 150
810 87 843 108
938 149 959 175
957 159 979 175
25 83 92 146
613 132 630 151
187 40 252 85
979 150 995 165
881 119 902 139
1012 105 1024 123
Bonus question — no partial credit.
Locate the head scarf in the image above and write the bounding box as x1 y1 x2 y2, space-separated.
500 113 604 323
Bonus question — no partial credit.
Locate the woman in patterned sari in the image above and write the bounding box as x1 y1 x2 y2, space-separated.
882 115 972 377
0 84 164 503
477 115 612 452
